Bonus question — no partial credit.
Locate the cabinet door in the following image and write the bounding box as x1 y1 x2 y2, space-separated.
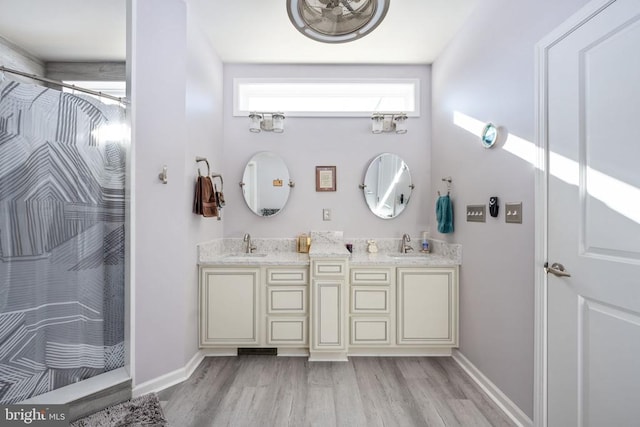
397 268 458 346
311 279 346 350
200 268 259 346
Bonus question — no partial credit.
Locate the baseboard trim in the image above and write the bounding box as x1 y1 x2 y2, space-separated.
277 348 309 357
452 349 533 427
348 347 452 357
132 351 204 397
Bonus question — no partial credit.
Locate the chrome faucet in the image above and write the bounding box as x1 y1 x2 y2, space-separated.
401 233 413 253
243 233 257 253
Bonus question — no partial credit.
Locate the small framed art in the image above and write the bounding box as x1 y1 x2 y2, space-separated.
315 166 336 192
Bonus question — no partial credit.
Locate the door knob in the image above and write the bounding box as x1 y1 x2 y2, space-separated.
545 262 571 277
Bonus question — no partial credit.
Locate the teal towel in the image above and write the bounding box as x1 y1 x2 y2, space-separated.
436 195 454 234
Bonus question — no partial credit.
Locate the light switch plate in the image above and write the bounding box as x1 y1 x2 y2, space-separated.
505 202 522 223
466 205 486 222
322 208 331 221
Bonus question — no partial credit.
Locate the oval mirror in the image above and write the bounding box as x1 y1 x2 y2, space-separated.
241 152 291 217
362 153 413 219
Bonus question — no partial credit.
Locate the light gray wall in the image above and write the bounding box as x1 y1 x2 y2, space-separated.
431 0 591 417
222 64 432 242
184 3 225 365
129 0 188 386
129 0 223 386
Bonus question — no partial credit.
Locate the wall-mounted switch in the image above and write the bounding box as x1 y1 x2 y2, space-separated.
505 202 523 224
466 205 486 222
323 208 332 221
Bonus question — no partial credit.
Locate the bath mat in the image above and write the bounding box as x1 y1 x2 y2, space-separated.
71 393 167 427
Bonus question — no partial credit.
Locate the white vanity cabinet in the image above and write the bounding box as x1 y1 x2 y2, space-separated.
199 267 260 346
396 267 458 346
198 258 459 355
199 265 309 349
265 267 309 346
349 267 393 346
309 258 349 360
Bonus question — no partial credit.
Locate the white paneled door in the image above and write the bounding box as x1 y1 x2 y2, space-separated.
543 0 640 425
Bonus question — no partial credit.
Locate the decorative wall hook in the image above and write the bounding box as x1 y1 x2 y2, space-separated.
158 165 168 184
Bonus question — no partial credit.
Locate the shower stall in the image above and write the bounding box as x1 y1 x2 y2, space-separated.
0 73 128 404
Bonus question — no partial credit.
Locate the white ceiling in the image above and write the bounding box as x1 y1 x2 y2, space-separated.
0 0 127 62
0 0 475 64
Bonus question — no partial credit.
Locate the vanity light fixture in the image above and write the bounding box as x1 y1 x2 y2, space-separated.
287 0 390 44
249 112 285 133
371 112 408 134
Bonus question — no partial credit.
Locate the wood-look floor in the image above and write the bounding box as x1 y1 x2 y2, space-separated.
158 356 515 427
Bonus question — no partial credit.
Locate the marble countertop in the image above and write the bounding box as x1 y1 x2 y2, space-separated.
349 252 459 267
198 234 461 267
199 250 458 267
199 251 310 266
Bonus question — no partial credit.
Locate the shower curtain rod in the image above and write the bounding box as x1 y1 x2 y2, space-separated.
0 65 128 104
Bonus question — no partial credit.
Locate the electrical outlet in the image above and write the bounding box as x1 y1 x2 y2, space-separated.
505 202 523 224
323 208 331 221
466 205 486 222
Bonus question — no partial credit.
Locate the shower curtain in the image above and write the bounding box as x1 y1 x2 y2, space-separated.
0 77 126 404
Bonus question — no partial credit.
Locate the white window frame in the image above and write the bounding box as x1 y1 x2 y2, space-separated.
233 78 420 117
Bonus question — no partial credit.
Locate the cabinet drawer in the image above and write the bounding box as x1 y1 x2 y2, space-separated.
350 268 392 285
266 268 308 285
312 260 347 277
351 287 390 313
350 317 390 345
267 317 307 345
268 286 307 314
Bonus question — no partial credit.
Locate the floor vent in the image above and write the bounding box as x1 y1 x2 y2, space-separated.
237 348 277 356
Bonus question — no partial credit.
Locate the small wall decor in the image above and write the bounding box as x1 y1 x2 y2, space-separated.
316 166 336 192
481 123 499 148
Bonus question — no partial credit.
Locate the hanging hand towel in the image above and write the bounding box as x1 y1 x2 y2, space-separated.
201 176 218 217
436 194 454 233
214 183 225 208
193 176 218 217
193 176 202 214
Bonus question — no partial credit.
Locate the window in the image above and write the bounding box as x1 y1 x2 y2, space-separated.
234 78 419 117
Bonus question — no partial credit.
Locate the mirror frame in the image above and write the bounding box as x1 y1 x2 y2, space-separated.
361 153 413 219
240 151 292 217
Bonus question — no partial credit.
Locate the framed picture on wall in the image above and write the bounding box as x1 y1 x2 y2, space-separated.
315 166 336 192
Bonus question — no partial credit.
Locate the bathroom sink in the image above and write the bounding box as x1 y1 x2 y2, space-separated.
224 252 267 258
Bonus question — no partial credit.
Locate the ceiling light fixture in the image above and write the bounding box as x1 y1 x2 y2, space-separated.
287 0 390 44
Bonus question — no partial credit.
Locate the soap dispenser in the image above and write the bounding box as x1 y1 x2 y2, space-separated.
421 231 430 253
367 240 378 253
